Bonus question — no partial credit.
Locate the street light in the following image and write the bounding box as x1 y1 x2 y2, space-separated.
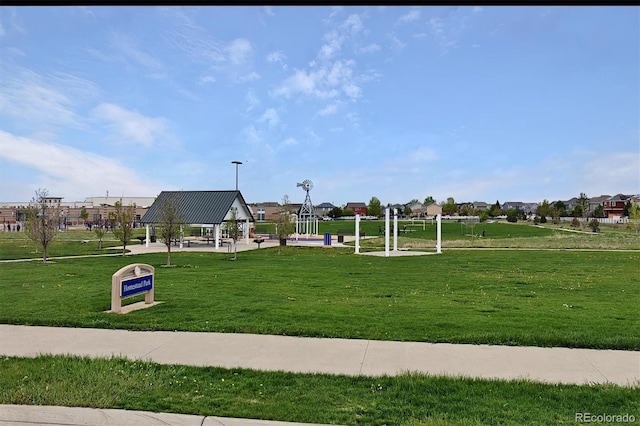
231 161 243 191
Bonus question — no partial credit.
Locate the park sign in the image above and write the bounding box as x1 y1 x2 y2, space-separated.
110 263 157 314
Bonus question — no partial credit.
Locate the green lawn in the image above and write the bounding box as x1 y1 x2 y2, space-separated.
2 355 637 426
1 248 637 350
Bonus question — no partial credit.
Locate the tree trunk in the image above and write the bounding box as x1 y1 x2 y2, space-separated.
166 243 172 266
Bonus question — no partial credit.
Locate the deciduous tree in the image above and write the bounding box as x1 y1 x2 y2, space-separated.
273 195 296 254
157 199 184 266
442 197 457 216
25 188 60 262
224 207 242 261
110 201 136 256
368 197 381 218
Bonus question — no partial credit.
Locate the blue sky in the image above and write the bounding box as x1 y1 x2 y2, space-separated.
0 6 638 207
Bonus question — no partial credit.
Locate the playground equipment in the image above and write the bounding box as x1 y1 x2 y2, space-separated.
354 208 442 257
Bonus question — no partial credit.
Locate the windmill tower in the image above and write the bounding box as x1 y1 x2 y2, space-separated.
296 179 317 236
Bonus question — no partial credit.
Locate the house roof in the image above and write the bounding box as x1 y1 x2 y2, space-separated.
345 202 366 208
316 202 336 208
140 190 254 224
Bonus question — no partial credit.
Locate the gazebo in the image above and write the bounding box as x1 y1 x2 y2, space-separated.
140 190 255 248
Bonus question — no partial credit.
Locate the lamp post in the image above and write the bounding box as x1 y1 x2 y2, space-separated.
231 161 243 191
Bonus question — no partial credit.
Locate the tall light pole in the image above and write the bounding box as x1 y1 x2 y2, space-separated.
231 161 243 191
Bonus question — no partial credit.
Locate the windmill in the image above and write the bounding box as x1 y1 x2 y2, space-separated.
297 179 317 235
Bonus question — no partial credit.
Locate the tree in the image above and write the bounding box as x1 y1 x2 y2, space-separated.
588 219 600 233
506 209 518 223
404 205 412 216
551 201 566 224
576 192 589 225
368 197 381 218
489 200 502 217
328 206 342 218
460 203 475 216
224 207 242 261
110 201 136 256
94 223 106 250
442 197 457 216
424 196 435 205
623 200 633 217
627 203 640 234
80 208 89 227
537 199 552 220
273 195 296 254
157 199 184 266
25 188 60 262
593 204 605 218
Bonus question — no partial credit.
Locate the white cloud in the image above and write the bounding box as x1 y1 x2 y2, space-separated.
108 32 163 73
340 14 364 36
317 102 341 117
225 38 253 65
198 75 216 84
0 131 165 199
473 6 483 12
388 32 406 51
282 137 298 147
271 59 362 101
0 67 99 129
0 19 5 37
397 10 420 25
263 6 275 16
357 43 381 54
92 103 171 147
266 50 287 70
246 90 260 112
257 108 280 129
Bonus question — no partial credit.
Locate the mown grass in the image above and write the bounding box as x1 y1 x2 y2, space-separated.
0 229 147 260
1 248 638 350
1 355 638 426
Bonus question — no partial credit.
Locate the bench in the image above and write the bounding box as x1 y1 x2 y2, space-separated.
254 238 265 248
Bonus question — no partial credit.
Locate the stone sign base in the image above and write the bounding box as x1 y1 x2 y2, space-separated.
106 301 163 315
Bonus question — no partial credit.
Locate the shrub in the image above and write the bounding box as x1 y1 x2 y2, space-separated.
589 219 600 233
506 209 518 223
571 218 580 228
533 216 540 225
479 211 489 222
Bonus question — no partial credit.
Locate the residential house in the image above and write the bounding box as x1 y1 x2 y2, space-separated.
424 203 442 217
603 194 631 218
589 195 610 216
502 201 525 212
344 202 367 215
248 202 281 222
472 201 489 211
315 202 336 217
404 201 423 217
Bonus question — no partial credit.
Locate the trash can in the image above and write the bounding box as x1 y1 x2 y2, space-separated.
337 235 344 243
150 236 156 243
324 233 331 246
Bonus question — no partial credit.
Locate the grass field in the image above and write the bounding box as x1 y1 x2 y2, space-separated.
2 355 638 426
1 247 637 350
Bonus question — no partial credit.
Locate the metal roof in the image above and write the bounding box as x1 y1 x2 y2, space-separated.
140 190 254 225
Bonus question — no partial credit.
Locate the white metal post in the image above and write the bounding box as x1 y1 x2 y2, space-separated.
245 218 249 245
355 214 360 254
179 224 184 248
385 207 390 257
393 208 398 252
436 214 442 254
215 223 220 248
145 224 150 248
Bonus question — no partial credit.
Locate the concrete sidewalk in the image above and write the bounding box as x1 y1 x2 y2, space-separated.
0 404 335 426
1 325 638 387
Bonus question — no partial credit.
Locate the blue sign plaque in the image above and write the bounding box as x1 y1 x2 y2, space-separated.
121 275 153 298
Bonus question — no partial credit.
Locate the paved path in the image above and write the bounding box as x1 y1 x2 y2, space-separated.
1 325 638 425
2 325 638 387
0 404 332 426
